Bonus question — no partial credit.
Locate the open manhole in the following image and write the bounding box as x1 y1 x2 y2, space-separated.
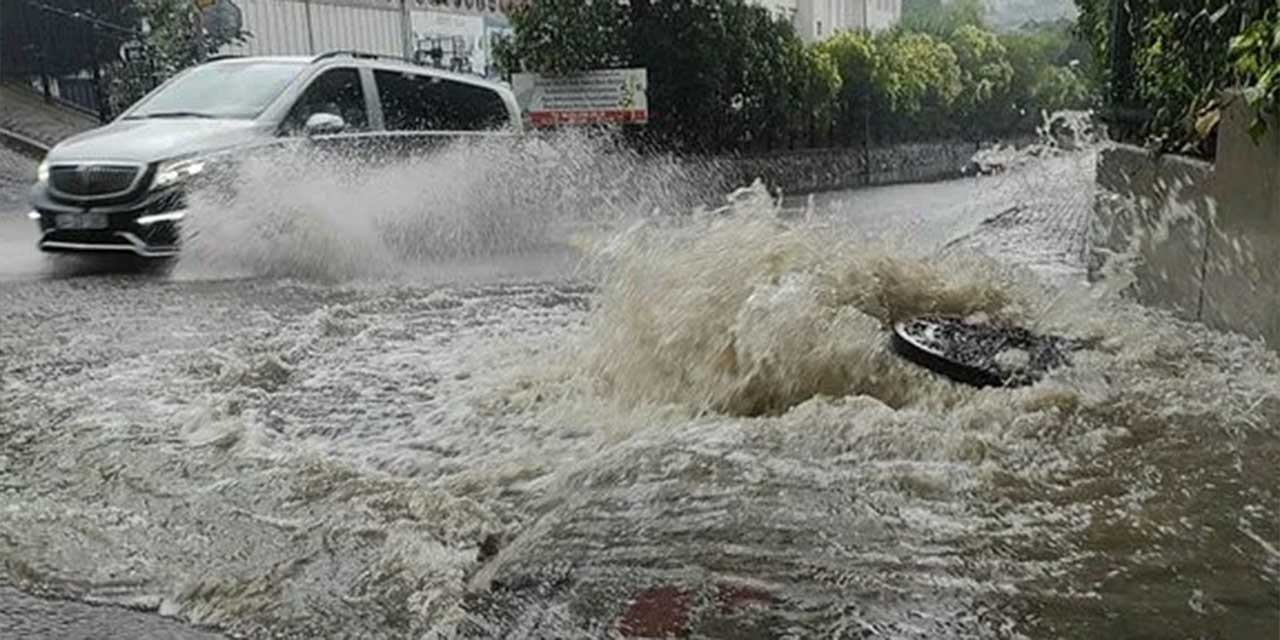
891 315 1088 388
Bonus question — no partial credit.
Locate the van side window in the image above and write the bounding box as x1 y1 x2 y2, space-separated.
285 68 369 134
375 70 510 132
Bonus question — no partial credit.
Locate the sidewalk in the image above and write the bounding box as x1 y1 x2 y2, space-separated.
0 83 100 211
0 82 99 151
0 145 35 212
0 83 99 209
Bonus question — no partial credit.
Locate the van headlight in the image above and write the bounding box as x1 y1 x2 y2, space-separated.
152 158 207 190
37 159 49 183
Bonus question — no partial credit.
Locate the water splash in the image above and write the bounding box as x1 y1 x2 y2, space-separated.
176 131 722 282
573 180 1047 416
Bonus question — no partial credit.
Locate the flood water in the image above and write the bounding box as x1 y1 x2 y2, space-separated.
0 132 1275 639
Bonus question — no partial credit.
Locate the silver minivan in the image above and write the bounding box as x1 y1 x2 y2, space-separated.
29 51 522 258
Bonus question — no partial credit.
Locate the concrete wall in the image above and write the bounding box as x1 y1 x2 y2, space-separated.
1091 147 1215 322
1201 97 1280 346
1091 95 1279 349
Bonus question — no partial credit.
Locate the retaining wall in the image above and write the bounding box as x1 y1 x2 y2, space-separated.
713 140 983 196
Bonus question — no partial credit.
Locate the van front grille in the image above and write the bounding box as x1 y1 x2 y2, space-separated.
49 164 141 198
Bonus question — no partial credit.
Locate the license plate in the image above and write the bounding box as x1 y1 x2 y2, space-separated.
55 212 108 230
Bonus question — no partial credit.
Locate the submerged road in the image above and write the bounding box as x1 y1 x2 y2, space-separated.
0 143 1275 639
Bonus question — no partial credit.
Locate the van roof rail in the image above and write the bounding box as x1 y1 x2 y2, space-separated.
313 50 402 63
205 53 244 62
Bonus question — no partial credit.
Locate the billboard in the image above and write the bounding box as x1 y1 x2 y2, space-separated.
512 68 648 127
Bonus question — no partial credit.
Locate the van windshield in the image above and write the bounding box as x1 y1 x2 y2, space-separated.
125 61 307 120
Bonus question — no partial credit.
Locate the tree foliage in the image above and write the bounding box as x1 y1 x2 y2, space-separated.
879 32 962 115
949 25 1014 120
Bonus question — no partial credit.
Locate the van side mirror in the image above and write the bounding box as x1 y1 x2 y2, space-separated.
304 113 345 137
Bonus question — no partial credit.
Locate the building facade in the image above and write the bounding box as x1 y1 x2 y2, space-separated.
792 0 901 43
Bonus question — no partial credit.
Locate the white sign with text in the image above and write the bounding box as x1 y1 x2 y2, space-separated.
512 68 648 126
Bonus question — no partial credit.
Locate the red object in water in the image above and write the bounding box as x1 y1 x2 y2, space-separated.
617 586 691 638
713 583 778 612
617 582 780 637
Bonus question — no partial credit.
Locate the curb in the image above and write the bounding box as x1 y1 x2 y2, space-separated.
0 126 51 160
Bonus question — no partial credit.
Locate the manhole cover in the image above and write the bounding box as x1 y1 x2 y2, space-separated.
892 315 1085 388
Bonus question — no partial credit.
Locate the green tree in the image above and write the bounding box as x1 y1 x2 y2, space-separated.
948 24 1014 138
818 31 878 145
790 44 841 147
875 32 961 121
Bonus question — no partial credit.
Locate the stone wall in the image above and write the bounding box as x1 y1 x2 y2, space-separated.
711 140 983 196
1090 95 1279 349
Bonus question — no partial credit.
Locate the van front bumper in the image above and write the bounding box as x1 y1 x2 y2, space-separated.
31 186 186 258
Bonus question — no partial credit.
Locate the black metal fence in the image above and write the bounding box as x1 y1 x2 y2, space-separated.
1102 0 1267 157
1 0 144 122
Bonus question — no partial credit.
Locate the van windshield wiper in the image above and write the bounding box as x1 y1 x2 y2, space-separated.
124 111 218 120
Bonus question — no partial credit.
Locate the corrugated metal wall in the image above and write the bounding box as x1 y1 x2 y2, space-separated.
222 0 403 57
309 2 402 55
